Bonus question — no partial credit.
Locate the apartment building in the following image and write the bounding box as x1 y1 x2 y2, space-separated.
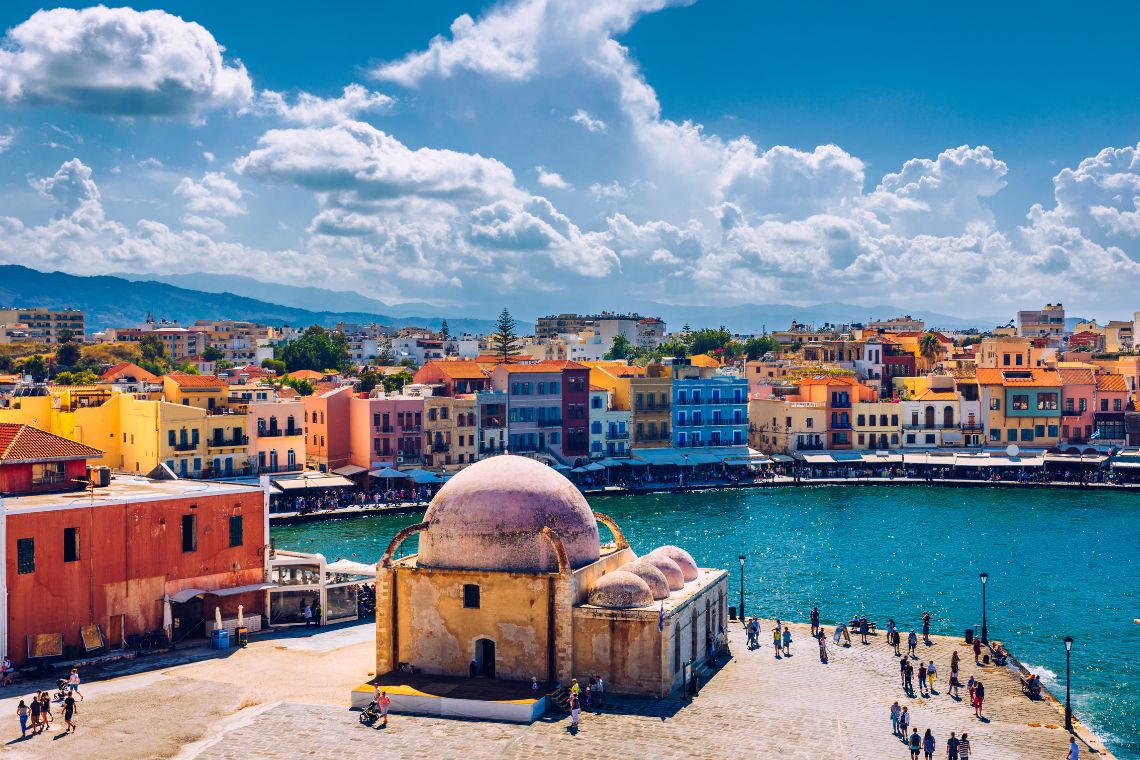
0 307 85 344
348 395 424 469
412 361 491 395
475 390 507 458
488 361 590 463
423 395 478 468
977 368 1063 448
669 361 749 449
1017 303 1066 345
748 396 826 454
302 386 353 473
248 399 305 474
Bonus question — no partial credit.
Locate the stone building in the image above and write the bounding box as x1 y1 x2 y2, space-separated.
374 455 727 696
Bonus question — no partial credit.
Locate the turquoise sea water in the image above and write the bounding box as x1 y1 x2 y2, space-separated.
272 485 1140 755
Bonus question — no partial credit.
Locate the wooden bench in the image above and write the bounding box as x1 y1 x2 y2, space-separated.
1020 676 1042 699
849 620 877 634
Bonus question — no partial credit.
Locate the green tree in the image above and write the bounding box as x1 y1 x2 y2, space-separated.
202 345 224 361
260 358 286 375
139 334 166 364
53 370 99 385
688 326 733 356
490 308 522 363
375 337 396 365
918 332 942 366
655 338 689 360
214 359 235 371
55 341 81 369
358 369 383 394
280 376 315 396
18 354 48 381
56 328 75 344
439 320 450 340
605 334 635 360
743 335 780 360
277 326 350 372
381 369 415 394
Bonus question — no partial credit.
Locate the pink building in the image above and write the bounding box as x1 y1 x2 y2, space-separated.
302 386 353 472
247 399 305 474
1058 367 1131 445
348 395 425 469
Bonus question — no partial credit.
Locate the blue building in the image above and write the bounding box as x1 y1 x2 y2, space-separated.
669 362 749 449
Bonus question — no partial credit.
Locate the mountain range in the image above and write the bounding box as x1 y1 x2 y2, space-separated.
3 265 1008 335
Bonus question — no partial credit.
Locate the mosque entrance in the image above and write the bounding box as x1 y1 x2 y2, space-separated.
474 638 496 678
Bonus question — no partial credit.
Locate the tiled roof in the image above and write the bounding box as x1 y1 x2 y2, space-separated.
497 360 588 373
975 368 1061 387
912 389 959 401
1097 374 1129 392
1057 368 1096 386
0 424 103 463
288 369 325 381
100 362 158 383
428 361 487 380
166 371 226 388
796 375 863 387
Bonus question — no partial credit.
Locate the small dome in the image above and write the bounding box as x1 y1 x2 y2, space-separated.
642 553 684 590
588 570 654 609
649 546 698 582
417 455 600 573
619 560 670 600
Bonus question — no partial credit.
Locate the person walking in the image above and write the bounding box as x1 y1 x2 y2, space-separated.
569 693 580 730
905 659 915 694
900 657 909 690
949 663 960 698
957 732 971 760
782 626 792 656
890 701 901 736
772 626 782 658
927 660 937 693
378 690 390 727
898 706 910 740
28 694 41 735
38 692 51 731
909 727 922 759
923 728 936 759
1067 736 1080 760
973 680 985 718
63 692 77 734
817 630 828 663
946 731 960 760
595 674 605 708
16 700 28 739
922 612 933 645
68 668 84 701
860 617 870 645
918 662 928 696
810 606 820 636
972 636 983 665
908 629 918 657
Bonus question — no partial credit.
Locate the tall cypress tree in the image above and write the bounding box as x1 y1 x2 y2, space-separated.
491 308 522 363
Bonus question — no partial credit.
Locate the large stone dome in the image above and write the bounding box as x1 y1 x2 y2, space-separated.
417 455 601 573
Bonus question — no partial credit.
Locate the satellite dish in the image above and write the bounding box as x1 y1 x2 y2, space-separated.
1006 444 1020 458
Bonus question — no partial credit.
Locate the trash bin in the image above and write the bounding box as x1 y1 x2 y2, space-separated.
964 628 974 644
729 606 738 621
234 626 249 647
211 628 230 650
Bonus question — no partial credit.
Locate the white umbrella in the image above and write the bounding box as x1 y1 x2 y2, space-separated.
237 604 245 629
214 606 223 631
162 596 173 640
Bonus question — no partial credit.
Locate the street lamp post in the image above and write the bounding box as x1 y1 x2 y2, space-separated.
1064 636 1074 732
979 572 988 644
738 554 746 619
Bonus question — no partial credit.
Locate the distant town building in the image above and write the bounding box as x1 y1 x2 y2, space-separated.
1017 303 1065 345
866 315 924 333
0 307 85 344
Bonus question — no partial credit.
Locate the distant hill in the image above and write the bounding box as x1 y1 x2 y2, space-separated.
0 265 503 334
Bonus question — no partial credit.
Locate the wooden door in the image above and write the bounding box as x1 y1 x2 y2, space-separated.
108 614 124 650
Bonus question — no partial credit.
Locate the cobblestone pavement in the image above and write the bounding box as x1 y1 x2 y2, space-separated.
186 623 1109 760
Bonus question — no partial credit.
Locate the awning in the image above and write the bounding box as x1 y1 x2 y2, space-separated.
332 464 367 476
401 468 445 484
169 588 207 604
689 452 722 465
629 448 688 466
595 458 629 467
325 559 377 577
273 474 354 491
551 463 574 471
717 446 771 466
953 455 1044 468
169 583 277 603
582 462 605 472
1111 460 1140 469
1044 454 1107 465
861 450 903 464
369 467 407 478
770 454 795 463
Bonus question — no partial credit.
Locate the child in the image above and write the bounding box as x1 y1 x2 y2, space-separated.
782 626 792 656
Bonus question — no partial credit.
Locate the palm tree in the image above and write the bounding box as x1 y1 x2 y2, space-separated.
918 332 941 368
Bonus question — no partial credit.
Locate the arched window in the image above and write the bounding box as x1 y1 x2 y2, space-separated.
943 405 954 428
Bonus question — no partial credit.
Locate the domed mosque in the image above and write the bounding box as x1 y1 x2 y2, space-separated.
374 455 729 698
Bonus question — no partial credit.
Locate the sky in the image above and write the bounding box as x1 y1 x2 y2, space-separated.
1 1 1140 320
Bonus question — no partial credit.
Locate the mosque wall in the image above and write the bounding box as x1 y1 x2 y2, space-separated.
570 547 636 604
393 565 554 681
572 609 668 695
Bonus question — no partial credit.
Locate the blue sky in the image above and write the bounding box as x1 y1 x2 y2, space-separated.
1 1 1139 319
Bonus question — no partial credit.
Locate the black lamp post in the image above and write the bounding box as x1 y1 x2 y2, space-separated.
1064 635 1074 732
979 571 988 644
738 554 746 619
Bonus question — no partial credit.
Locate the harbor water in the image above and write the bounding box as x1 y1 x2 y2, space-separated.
272 484 1140 755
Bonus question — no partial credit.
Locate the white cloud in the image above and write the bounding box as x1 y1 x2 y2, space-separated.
137 157 165 169
203 151 216 163
535 166 570 190
589 180 629 200
0 128 14 153
0 6 252 117
570 109 606 133
174 171 246 231
249 84 393 126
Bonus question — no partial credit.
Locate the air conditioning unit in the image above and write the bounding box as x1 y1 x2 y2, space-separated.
396 456 404 464
87 466 112 487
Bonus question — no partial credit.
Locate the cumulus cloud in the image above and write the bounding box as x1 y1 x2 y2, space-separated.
174 171 246 231
535 166 570 189
0 6 252 117
249 84 393 126
0 128 15 154
590 180 629 200
570 109 606 133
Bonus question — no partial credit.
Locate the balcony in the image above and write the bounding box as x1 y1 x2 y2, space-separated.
478 444 503 455
377 426 395 434
400 425 422 433
1062 409 1082 417
637 403 671 412
209 435 249 448
395 452 422 464
605 430 630 440
173 442 196 452
431 443 451 453
536 418 564 427
634 434 671 443
831 399 852 409
830 421 852 430
258 427 302 438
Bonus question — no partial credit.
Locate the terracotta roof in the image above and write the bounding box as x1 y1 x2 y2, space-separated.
589 384 607 392
1057 368 1096 386
165 371 226 388
100 362 158 383
975 368 1061 387
912 389 959 401
796 375 863 387
288 369 325 381
277 387 300 398
497 360 588 373
424 361 487 380
0 424 103 463
1097 374 1129 392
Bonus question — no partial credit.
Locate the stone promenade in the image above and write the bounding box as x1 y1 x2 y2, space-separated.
184 623 1112 759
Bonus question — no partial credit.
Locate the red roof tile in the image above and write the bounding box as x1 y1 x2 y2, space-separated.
1097 374 1128 392
0 424 103 463
165 371 226 388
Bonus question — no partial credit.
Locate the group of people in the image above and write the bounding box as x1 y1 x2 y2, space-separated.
565 675 605 730
271 485 438 515
15 667 82 739
889 705 971 760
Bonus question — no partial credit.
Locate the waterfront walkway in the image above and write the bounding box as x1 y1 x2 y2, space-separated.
7 620 1112 758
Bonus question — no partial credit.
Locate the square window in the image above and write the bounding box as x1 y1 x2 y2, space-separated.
989 430 1000 441
1020 429 1034 442
463 584 481 608
16 538 34 575
64 527 80 563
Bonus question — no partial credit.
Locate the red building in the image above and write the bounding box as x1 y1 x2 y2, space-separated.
1 424 268 665
412 361 490 396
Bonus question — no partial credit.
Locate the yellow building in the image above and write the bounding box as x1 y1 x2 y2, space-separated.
372 456 727 699
424 395 478 469
976 368 1063 448
582 361 672 448
748 397 826 453
852 401 902 450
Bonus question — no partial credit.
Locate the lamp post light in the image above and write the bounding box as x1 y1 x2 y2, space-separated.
738 554 746 620
979 571 989 644
1064 636 1074 732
